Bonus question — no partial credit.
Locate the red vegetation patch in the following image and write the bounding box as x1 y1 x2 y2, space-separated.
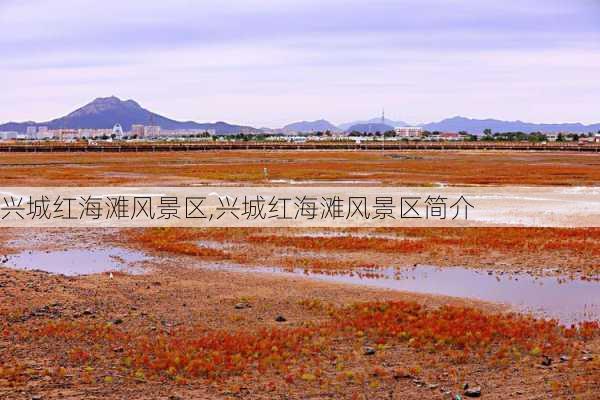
127 227 600 276
8 301 599 386
130 228 229 258
246 235 427 253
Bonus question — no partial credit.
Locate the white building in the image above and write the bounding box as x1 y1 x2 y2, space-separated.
57 129 79 140
112 123 124 138
144 125 161 138
36 129 54 139
26 126 37 138
160 129 215 138
394 126 423 138
78 129 95 139
131 124 145 138
36 126 49 139
0 131 19 140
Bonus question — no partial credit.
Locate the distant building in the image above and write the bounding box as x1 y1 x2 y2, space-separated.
144 125 161 138
0 131 19 140
112 123 124 138
78 129 95 139
47 129 61 139
57 129 79 140
429 132 465 141
26 126 37 138
442 132 465 141
36 127 53 139
265 135 287 142
37 126 48 139
131 124 145 138
160 129 216 138
394 126 423 138
578 136 598 144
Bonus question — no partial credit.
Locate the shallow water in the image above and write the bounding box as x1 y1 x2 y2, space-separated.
207 263 600 325
4 247 149 276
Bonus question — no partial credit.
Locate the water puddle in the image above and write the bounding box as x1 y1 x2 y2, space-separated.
3 247 149 276
206 264 600 325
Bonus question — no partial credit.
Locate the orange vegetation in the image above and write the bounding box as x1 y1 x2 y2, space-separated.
4 301 599 394
130 228 228 258
127 227 600 276
1 151 600 186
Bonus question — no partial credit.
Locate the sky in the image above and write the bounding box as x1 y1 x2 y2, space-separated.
1 0 599 127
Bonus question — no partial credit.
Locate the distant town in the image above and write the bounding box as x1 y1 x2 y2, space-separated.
2 123 600 145
1 96 599 144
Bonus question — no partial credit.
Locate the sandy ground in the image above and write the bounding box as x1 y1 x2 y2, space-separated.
0 229 599 399
0 151 599 398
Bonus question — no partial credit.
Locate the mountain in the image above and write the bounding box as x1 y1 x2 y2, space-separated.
341 116 600 134
282 119 340 133
3 99 600 135
0 96 258 135
339 117 409 131
346 123 394 133
0 121 37 132
423 116 600 134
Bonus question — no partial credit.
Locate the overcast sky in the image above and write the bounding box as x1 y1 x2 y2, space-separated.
1 0 599 127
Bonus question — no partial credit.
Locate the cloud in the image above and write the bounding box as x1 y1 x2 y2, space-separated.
2 0 598 53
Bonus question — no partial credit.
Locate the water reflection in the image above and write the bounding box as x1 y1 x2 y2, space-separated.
208 263 600 325
4 248 148 276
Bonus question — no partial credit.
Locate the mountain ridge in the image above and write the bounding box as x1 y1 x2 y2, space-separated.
346 123 395 133
0 96 259 135
282 119 340 133
2 97 599 134
338 117 409 131
422 116 600 134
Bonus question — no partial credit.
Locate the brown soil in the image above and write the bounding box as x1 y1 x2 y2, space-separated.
0 151 599 399
0 229 598 399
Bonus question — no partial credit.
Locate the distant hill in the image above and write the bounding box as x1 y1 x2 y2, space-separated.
339 117 409 131
346 123 394 133
0 96 259 135
423 116 600 134
0 121 37 132
3 100 600 135
283 119 340 133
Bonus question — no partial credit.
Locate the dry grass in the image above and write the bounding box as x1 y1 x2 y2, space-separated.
1 151 599 186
